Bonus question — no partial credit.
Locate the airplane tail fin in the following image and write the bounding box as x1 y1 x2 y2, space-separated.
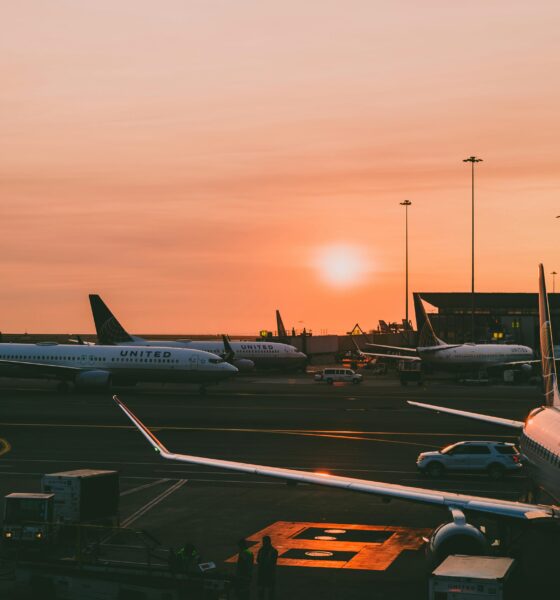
89 294 134 345
413 293 445 348
538 265 560 408
276 310 287 337
222 334 235 363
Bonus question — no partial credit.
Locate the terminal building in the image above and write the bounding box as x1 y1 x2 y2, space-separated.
420 292 560 349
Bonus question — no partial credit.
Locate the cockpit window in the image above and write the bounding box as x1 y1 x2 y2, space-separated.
209 358 224 364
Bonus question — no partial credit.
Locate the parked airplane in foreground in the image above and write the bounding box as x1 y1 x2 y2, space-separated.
89 295 307 371
0 343 237 391
113 265 560 565
354 293 534 374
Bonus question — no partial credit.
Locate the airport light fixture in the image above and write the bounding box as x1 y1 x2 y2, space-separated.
463 156 483 342
400 200 412 326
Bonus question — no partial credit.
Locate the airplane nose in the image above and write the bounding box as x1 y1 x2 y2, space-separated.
296 352 307 360
225 363 238 373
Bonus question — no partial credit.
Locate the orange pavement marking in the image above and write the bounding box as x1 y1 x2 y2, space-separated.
226 521 431 571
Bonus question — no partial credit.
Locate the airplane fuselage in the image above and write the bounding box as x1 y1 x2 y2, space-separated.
418 343 533 371
0 343 237 385
521 406 560 504
112 339 307 370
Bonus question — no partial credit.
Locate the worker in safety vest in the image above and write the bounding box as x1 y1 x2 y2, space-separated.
176 542 200 575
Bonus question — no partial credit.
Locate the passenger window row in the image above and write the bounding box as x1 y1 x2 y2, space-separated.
524 435 560 467
1 355 180 364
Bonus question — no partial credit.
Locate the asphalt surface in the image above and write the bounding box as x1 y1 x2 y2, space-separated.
0 375 543 598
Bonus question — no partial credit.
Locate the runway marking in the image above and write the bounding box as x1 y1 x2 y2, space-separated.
120 478 169 497
121 479 187 528
0 470 522 495
0 422 517 438
0 438 11 458
227 521 432 571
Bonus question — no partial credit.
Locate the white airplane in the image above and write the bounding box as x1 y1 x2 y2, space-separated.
0 343 237 391
89 295 307 372
114 265 560 565
354 293 534 374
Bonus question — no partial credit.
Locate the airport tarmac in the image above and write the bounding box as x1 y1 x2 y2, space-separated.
0 376 541 598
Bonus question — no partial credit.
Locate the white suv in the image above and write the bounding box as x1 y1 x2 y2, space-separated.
314 368 363 385
416 441 522 480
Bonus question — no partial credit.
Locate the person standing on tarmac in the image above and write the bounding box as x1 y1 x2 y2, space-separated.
257 536 278 600
235 538 254 600
175 542 201 575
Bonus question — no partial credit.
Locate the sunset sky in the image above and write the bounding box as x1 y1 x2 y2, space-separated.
2 1 560 334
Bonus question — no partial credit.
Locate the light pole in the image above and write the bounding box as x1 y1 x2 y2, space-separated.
552 271 557 294
463 156 483 342
400 200 412 326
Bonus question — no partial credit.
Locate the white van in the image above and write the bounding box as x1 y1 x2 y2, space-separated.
314 368 363 385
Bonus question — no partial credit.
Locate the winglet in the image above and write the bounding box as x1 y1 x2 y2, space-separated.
113 395 170 455
351 337 365 356
538 264 560 408
276 310 287 338
89 295 134 345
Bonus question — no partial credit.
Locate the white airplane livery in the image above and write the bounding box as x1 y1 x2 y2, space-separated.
89 295 307 371
114 265 560 564
0 343 237 390
355 293 534 373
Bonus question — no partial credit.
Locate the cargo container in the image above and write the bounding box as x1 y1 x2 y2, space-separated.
41 469 119 524
430 555 516 600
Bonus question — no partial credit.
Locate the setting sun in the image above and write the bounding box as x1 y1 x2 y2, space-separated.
313 244 372 288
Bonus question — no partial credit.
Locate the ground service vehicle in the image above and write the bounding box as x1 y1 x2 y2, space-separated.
314 368 363 384
2 469 119 544
416 441 522 479
2 493 55 543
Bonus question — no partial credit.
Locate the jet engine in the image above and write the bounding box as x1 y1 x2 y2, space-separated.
232 358 255 372
520 363 533 374
425 509 488 565
74 370 112 390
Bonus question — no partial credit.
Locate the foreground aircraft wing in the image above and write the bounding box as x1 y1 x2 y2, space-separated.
0 359 81 377
407 401 524 430
113 395 550 521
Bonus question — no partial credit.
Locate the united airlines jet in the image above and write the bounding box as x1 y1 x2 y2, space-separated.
89 295 307 371
354 293 534 374
0 343 237 391
114 266 560 565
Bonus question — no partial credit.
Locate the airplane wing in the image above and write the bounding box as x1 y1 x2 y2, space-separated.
113 395 550 521
407 401 524 430
363 352 421 362
490 359 539 369
366 343 418 354
352 339 420 362
0 359 81 378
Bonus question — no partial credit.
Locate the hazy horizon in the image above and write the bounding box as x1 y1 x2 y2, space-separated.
3 2 560 334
